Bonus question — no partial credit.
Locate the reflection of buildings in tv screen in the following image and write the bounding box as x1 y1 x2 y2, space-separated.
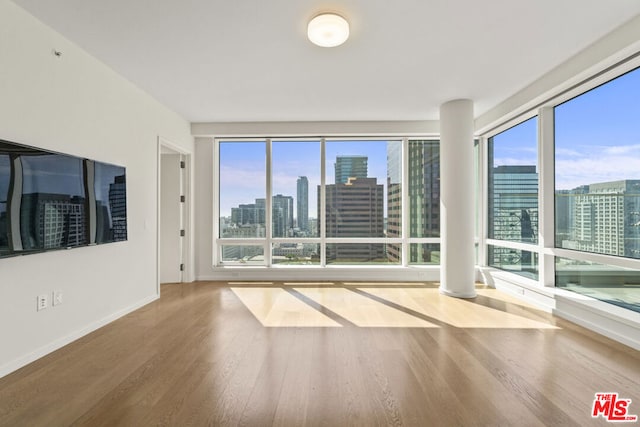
111 217 127 241
96 175 127 243
20 193 87 250
109 175 127 241
109 176 126 213
0 203 7 249
95 203 113 243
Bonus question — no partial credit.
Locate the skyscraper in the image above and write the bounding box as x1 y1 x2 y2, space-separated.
0 154 8 252
555 189 573 246
226 198 266 238
386 143 402 262
387 140 441 263
108 174 127 241
334 155 367 184
19 193 87 250
489 165 538 242
230 199 265 227
322 176 384 262
488 165 539 267
296 176 309 233
561 180 640 258
272 194 294 237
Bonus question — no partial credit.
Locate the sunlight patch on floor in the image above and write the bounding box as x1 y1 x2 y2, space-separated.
295 287 439 328
231 287 342 327
360 287 559 329
282 282 336 286
230 284 559 329
340 281 436 287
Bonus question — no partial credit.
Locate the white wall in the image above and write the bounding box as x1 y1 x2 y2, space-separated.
194 138 214 279
0 2 193 377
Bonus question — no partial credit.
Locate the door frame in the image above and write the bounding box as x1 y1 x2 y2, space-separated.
157 136 192 295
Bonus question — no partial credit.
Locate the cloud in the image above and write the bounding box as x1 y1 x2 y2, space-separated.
495 142 640 190
602 144 640 155
555 148 584 157
515 147 538 154
219 164 265 190
272 172 320 192
493 157 537 167
556 155 640 190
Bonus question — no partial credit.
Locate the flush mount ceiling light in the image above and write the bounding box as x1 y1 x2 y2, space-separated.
307 13 350 47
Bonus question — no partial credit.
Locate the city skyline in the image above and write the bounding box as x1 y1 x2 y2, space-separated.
219 140 391 218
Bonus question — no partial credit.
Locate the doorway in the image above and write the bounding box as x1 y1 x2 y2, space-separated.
158 139 190 287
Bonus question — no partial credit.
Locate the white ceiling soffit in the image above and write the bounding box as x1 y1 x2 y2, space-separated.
11 0 640 123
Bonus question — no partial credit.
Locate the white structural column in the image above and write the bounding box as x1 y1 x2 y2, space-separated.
439 99 477 298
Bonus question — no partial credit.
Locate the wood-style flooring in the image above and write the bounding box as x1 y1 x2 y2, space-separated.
0 281 639 426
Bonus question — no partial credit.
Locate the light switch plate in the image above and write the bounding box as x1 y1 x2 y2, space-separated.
37 294 48 311
53 290 63 306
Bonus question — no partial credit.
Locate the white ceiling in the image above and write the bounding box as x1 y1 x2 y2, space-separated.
12 0 640 123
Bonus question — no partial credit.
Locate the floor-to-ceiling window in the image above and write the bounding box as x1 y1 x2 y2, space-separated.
486 117 539 279
214 138 441 268
324 139 400 265
554 66 640 313
218 140 267 265
408 140 440 265
481 62 640 315
271 140 321 265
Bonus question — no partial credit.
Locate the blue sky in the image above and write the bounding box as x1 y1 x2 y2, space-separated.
219 139 397 218
555 67 640 190
491 116 538 169
492 66 640 191
219 141 266 217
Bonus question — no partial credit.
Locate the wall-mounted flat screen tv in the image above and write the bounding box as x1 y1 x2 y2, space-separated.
0 138 127 258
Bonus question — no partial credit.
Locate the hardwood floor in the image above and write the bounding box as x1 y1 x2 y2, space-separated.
1 281 639 426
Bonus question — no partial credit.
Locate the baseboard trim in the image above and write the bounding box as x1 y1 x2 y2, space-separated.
552 295 640 351
481 268 640 351
0 294 160 379
196 266 443 283
439 287 477 299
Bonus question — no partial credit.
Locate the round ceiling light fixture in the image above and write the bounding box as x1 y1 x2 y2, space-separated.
307 13 350 47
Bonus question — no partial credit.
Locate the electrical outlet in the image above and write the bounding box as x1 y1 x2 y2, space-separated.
37 294 48 311
53 290 63 306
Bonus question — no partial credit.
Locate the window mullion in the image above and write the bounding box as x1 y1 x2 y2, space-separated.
402 137 409 267
479 136 488 267
539 106 555 287
212 139 220 266
320 138 326 267
265 138 272 267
